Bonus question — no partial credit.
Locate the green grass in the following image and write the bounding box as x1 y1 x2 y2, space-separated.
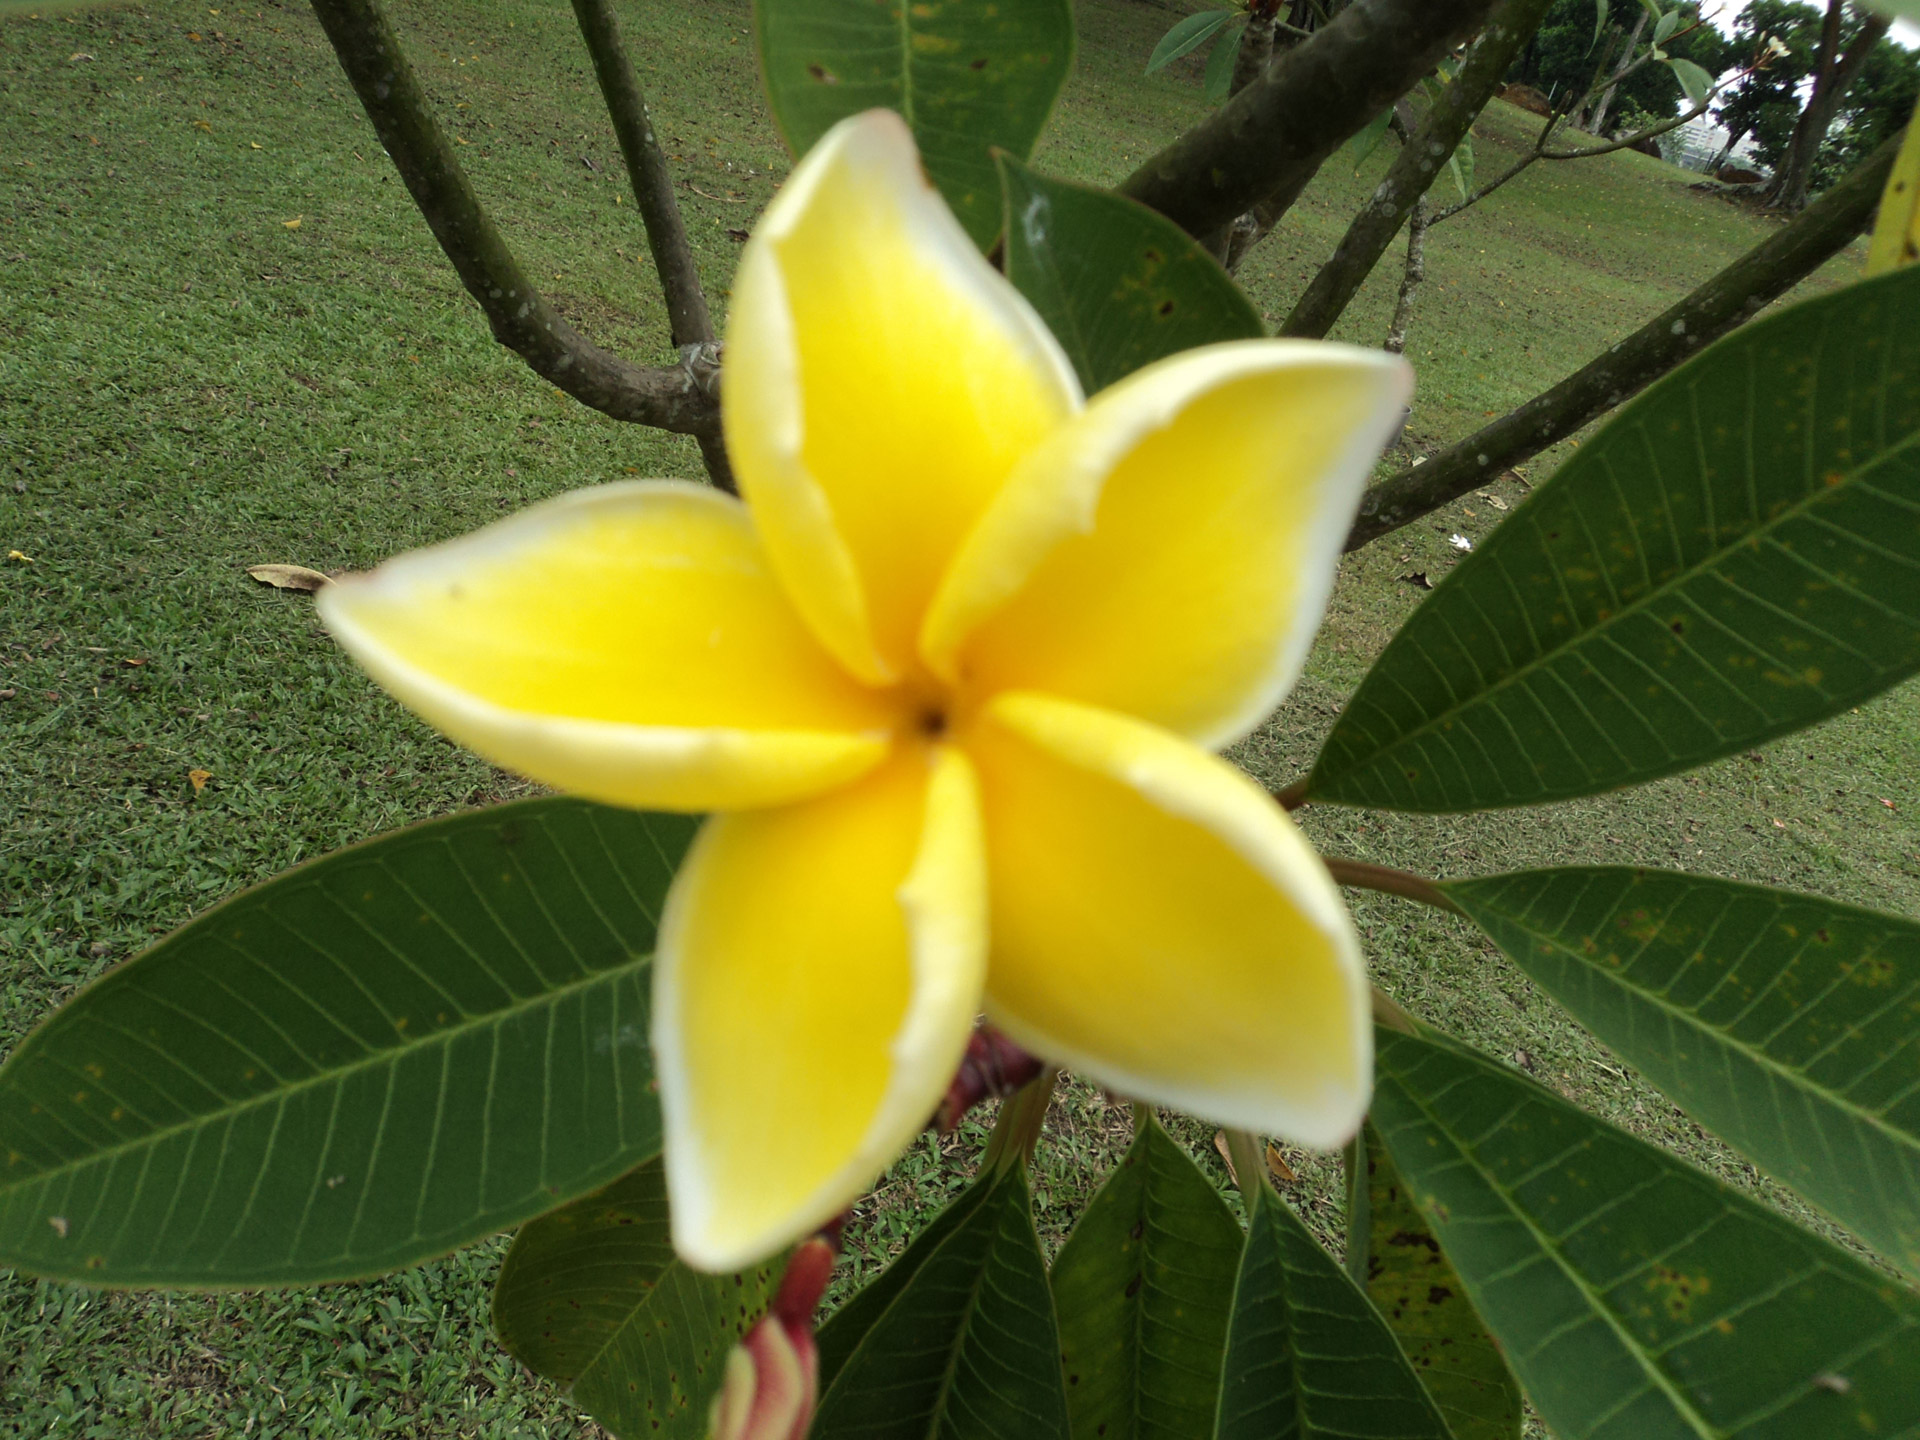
3 0 1917 1433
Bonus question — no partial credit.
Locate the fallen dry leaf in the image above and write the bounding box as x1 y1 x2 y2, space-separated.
120 657 147 667
1264 1141 1297 1184
282 217 302 230
1400 571 1434 590
188 769 212 792
247 563 331 592
1212 1130 1237 1185
1879 798 1897 810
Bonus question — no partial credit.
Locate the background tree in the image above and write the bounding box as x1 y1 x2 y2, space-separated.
1766 0 1892 207
1507 0 1735 127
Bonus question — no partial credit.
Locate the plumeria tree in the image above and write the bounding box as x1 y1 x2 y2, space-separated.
5 3 1920 1440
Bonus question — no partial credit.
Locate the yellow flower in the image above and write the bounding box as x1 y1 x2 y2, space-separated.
318 110 1411 1272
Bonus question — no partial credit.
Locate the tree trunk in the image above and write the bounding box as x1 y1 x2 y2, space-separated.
1768 11 1890 210
1710 125 1748 173
1586 4 1648 137
1573 24 1625 130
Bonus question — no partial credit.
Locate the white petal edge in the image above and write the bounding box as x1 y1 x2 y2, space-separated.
980 691 1372 1147
922 341 1411 748
725 107 1083 685
316 480 890 813
656 745 988 1272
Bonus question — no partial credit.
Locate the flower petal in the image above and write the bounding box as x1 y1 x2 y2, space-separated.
656 745 987 1271
318 481 896 811
966 692 1369 1147
925 342 1411 747
725 108 1081 684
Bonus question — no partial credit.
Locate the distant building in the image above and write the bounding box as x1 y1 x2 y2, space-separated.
1656 113 1764 173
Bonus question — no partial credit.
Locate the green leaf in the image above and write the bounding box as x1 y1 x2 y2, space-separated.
492 1156 782 1439
1593 0 1609 50
1653 6 1681 44
1443 866 1920 1281
1308 263 1920 812
815 1172 997 1392
1215 1183 1452 1440
0 798 690 1285
1201 19 1246 105
997 154 1264 395
1147 9 1236 73
813 1163 1070 1440
1372 1025 1920 1440
1347 106 1396 173
1050 1114 1243 1440
1347 1123 1522 1440
1862 0 1920 26
755 0 1074 249
1668 56 1714 105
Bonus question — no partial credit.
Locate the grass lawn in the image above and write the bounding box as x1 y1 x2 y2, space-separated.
4 0 1917 1433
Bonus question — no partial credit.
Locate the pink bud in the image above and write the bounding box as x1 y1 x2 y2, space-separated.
709 1238 836 1440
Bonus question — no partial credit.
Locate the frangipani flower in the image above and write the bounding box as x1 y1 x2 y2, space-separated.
318 109 1411 1272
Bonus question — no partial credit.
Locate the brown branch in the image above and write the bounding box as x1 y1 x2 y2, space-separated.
569 0 711 349
1343 132 1900 553
1118 0 1502 242
307 0 723 449
1382 196 1430 354
568 0 733 491
1321 857 1464 913
1278 0 1553 339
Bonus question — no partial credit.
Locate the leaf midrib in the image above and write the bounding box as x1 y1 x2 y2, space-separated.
0 950 654 1200
1380 1055 1723 1440
1318 426 1920 795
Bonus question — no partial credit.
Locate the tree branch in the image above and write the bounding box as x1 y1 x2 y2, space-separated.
1118 0 1502 242
1382 196 1430 354
568 0 733 489
308 0 723 450
1343 133 1900 552
569 0 711 349
1278 0 1553 339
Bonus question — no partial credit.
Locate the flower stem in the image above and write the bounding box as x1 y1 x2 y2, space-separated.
983 1068 1058 1174
1321 857 1463 915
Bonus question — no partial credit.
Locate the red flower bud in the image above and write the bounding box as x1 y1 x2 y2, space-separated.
709 1238 836 1440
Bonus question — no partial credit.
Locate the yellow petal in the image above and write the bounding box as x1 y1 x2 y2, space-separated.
725 108 1081 685
318 481 897 811
656 745 986 1271
966 692 1369 1146
926 342 1410 747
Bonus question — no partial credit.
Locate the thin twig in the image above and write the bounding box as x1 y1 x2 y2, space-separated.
1344 132 1901 551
